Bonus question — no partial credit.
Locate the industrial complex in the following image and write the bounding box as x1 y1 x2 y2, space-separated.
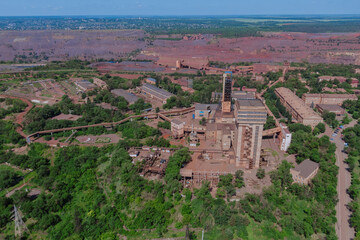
167 72 268 184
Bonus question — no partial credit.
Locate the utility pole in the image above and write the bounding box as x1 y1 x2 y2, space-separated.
12 205 29 238
185 225 190 240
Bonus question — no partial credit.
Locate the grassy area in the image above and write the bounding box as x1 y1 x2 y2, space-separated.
33 82 42 89
41 93 53 98
0 164 25 176
95 137 111 143
0 171 37 197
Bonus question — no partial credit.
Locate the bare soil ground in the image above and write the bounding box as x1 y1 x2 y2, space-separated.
76 133 121 144
2 31 359 65
51 114 82 121
0 30 146 61
141 32 360 65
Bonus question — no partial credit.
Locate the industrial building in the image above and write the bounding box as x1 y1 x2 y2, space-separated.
111 89 139 104
171 119 185 138
233 98 267 168
275 87 323 128
175 72 267 169
241 86 257 92
93 77 108 89
194 104 218 120
74 80 96 92
290 159 319 185
145 77 157 85
211 91 255 103
302 93 357 106
279 123 292 151
137 83 175 104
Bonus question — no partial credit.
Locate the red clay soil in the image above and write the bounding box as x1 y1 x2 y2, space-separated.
2 31 360 65
139 32 360 66
0 94 33 137
0 30 146 62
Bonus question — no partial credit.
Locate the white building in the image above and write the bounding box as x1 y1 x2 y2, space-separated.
280 123 292 151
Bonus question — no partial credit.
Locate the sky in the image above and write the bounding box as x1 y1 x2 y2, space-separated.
1 0 360 16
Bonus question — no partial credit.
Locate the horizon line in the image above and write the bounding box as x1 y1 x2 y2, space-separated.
1 14 360 18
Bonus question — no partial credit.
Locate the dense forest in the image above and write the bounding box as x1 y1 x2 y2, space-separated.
0 115 339 239
0 98 28 119
341 97 360 237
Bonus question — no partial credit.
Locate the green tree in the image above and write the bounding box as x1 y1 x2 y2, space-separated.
256 168 265 179
199 117 206 126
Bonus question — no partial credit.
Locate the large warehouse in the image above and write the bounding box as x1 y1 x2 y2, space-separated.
137 83 175 104
111 89 139 105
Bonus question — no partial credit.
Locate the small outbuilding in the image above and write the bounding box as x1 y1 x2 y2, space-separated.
290 159 319 185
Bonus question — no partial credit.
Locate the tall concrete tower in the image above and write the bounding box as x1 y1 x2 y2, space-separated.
222 71 232 113
233 99 267 169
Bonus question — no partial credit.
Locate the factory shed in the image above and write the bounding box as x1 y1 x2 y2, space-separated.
111 89 139 104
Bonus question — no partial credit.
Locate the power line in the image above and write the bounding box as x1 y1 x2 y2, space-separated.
12 205 29 238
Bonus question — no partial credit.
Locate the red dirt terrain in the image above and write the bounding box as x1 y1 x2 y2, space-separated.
2 31 360 67
139 32 360 66
0 30 146 61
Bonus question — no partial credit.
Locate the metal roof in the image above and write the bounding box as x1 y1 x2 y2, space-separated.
195 103 218 111
141 83 174 100
111 89 139 103
171 119 185 125
236 99 265 107
293 159 319 179
75 80 96 90
146 77 157 82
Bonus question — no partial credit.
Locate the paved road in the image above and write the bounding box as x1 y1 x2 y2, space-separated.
325 122 356 240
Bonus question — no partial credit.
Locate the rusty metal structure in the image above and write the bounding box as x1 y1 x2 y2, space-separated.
140 150 167 176
181 169 234 188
